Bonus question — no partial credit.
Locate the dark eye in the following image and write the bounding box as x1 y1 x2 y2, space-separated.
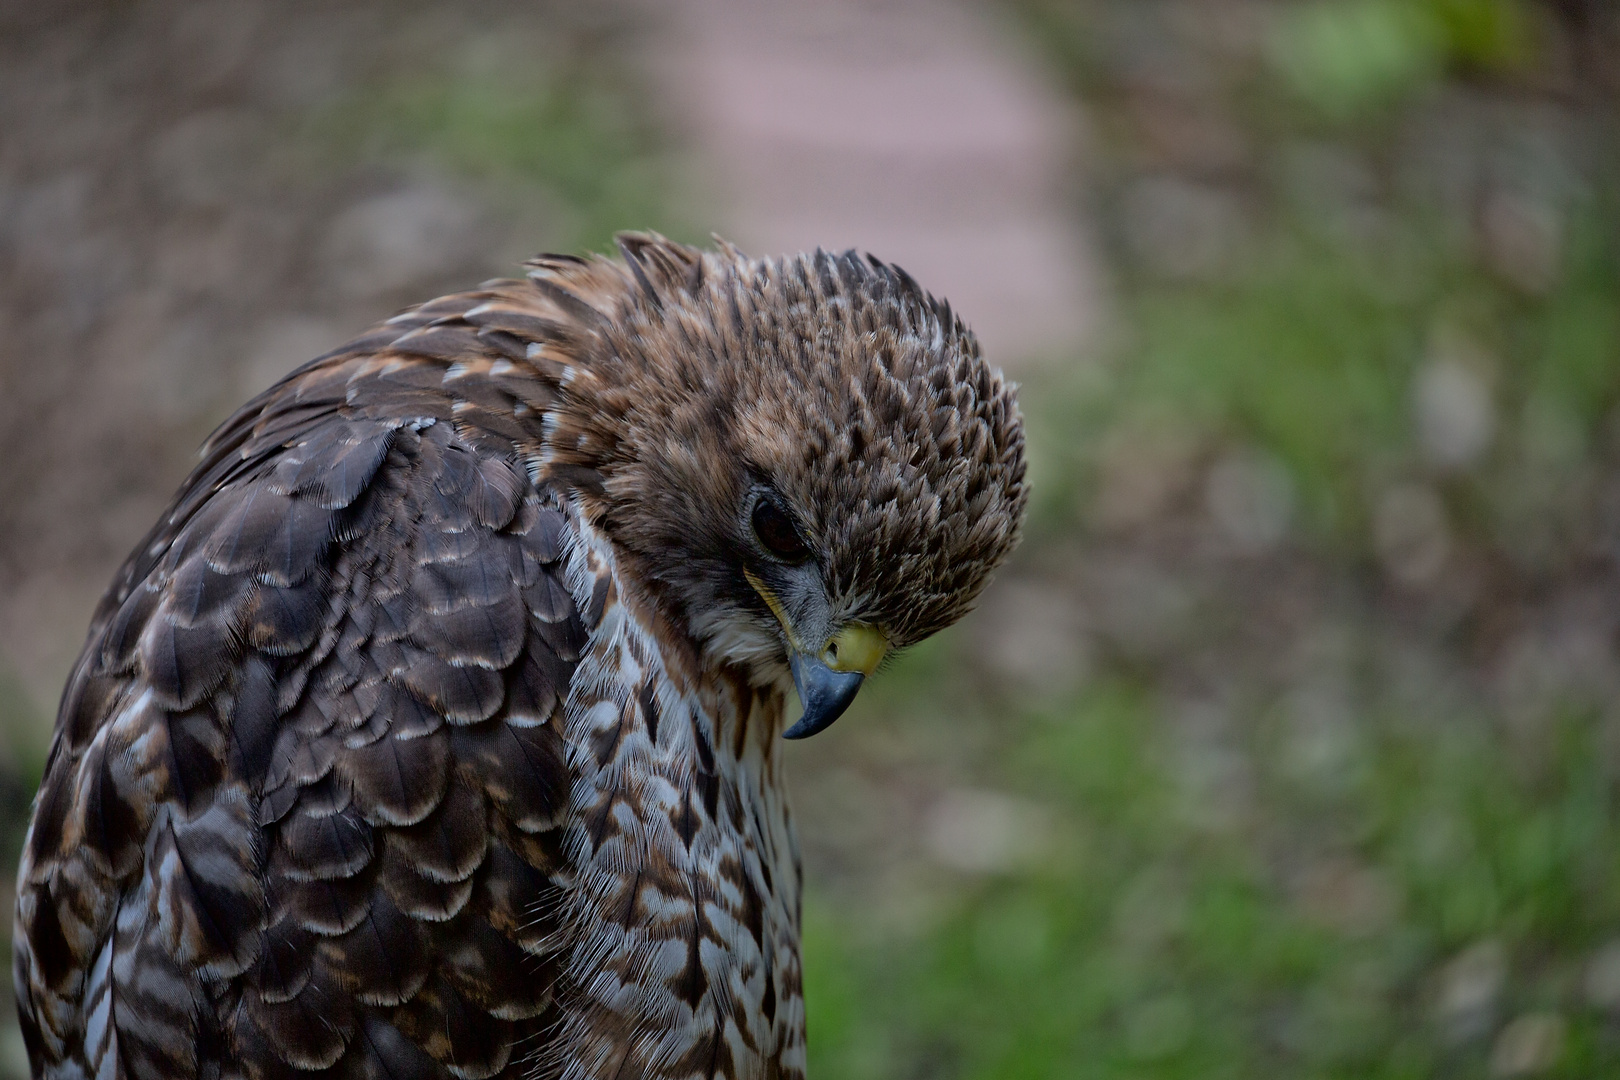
752 497 811 562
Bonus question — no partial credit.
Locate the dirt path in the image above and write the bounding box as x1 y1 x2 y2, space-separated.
653 0 1102 368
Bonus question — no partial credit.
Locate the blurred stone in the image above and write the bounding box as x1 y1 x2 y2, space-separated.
1281 679 1360 789
1583 939 1620 1010
924 788 1049 874
1293 857 1398 936
1086 555 1193 659
1170 699 1254 833
321 184 483 298
1490 1012 1565 1077
1481 190 1562 294
1119 175 1245 279
9 172 95 274
1374 483 1450 586
1093 419 1201 531
972 577 1090 696
1493 594 1618 731
1205 448 1293 555
1280 627 1362 788
1434 939 1507 1044
1414 342 1496 469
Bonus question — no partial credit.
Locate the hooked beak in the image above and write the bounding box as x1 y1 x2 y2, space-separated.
784 652 864 739
782 621 889 739
746 570 887 739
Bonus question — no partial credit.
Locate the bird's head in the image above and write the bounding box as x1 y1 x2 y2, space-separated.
535 235 1028 737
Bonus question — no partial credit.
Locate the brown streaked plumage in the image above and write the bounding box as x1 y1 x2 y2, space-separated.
13 234 1027 1080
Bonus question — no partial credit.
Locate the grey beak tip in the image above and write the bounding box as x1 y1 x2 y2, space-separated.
784 651 865 739
780 717 821 741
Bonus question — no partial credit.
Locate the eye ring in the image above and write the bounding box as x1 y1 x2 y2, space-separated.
751 496 812 563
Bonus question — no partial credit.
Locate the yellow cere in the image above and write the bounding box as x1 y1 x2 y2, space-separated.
744 569 888 673
822 624 887 676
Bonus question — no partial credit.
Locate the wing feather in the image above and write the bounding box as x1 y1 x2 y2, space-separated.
15 286 592 1077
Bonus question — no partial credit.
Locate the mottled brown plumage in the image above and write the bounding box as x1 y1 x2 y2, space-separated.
14 235 1026 1079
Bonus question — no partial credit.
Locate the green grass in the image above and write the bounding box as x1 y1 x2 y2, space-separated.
802 7 1620 1074
1059 206 1620 550
805 656 1620 1079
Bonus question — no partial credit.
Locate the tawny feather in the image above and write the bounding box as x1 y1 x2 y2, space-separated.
14 235 1026 1080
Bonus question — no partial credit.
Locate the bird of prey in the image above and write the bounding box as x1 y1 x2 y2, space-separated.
13 234 1027 1080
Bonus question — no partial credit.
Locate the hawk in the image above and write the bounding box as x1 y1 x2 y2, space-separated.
13 235 1028 1080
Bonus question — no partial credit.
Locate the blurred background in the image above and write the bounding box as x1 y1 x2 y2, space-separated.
2 0 1619 1076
